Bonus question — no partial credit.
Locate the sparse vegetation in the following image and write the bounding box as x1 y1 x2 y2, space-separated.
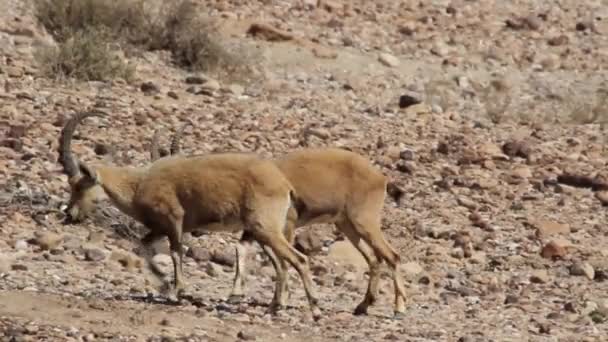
569 88 608 125
35 27 135 82
34 0 255 82
475 79 512 124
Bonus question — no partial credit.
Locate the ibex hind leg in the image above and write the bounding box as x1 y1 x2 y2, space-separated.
335 220 380 316
348 188 407 318
228 231 255 304
140 231 170 294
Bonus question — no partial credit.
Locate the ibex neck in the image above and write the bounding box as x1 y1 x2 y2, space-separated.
96 165 145 218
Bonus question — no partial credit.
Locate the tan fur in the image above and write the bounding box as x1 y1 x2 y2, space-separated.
58 112 321 318
159 126 408 317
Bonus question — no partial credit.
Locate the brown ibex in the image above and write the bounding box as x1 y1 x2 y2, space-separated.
58 112 321 318
153 124 408 317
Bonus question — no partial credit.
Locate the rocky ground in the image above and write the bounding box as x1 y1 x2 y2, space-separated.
2 0 608 341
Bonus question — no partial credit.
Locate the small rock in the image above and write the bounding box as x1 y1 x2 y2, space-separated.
548 35 569 46
211 249 235 267
534 220 570 237
564 302 578 313
378 53 400 67
430 41 449 57
541 240 568 259
570 261 595 280
14 240 28 250
8 125 27 138
538 322 551 334
398 94 421 109
110 251 142 270
205 262 223 277
5 66 24 78
83 334 96 342
576 21 594 32
400 261 423 277
167 91 179 99
93 143 112 156
201 79 220 92
385 146 402 162
399 149 415 161
185 75 208 84
502 140 531 159
511 166 532 179
478 143 505 159
11 263 28 271
140 82 160 95
530 270 550 284
247 22 294 41
84 248 106 262
186 246 211 262
152 254 173 273
87 231 105 244
595 191 608 206
457 196 477 210
396 161 415 173
1 139 23 151
226 84 245 96
295 230 323 254
237 330 256 341
30 232 63 251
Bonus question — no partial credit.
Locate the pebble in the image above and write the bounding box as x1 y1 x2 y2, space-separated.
570 261 595 280
378 53 400 67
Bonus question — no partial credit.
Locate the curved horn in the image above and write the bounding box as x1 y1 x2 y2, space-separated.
170 121 193 155
58 111 104 177
150 128 163 162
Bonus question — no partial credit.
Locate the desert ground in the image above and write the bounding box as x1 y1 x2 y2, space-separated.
1 0 608 341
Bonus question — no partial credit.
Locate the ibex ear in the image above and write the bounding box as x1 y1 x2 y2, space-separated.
78 162 99 184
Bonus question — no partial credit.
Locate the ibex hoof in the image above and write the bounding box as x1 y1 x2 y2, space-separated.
392 311 406 320
266 303 284 316
353 305 368 316
166 292 180 303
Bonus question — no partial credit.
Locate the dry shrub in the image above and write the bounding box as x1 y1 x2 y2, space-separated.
34 0 256 82
424 79 457 112
147 1 258 82
35 28 135 82
569 88 608 125
34 0 150 43
474 79 512 124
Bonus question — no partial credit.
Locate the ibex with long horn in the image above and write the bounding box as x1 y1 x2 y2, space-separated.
58 112 322 318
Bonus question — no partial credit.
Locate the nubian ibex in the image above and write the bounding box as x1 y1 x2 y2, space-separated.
59 112 321 318
152 124 408 317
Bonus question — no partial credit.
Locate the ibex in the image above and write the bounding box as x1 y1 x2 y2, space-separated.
58 112 321 318
153 124 408 318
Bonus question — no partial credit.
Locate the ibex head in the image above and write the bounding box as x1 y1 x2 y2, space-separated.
58 111 106 222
